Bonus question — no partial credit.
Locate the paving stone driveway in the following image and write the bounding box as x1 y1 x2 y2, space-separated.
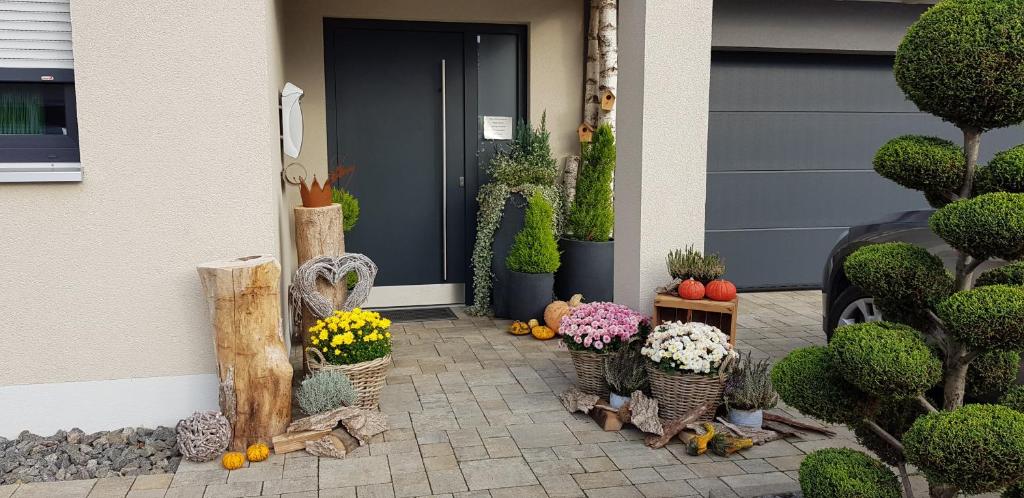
2 291 940 498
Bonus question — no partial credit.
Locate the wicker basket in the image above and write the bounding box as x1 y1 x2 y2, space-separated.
307 349 391 410
569 349 609 397
646 363 724 422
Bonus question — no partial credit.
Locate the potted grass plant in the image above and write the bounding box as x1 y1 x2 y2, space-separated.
505 193 560 321
723 352 778 428
556 124 615 301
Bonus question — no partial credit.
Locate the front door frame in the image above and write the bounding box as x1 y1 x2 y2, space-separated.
324 18 528 306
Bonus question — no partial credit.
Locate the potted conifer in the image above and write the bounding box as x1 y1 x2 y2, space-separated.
556 124 615 301
506 193 560 321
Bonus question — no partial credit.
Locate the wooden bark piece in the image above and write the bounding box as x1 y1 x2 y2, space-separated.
563 155 580 206
305 435 347 458
288 406 357 433
628 391 663 436
560 387 599 414
272 429 331 454
332 428 361 454
583 0 600 127
762 413 836 437
294 205 346 350
645 401 715 449
197 255 293 451
340 408 388 445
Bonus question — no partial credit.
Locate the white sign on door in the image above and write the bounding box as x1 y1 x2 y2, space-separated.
482 116 514 140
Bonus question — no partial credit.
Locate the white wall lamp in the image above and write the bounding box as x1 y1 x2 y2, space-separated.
281 82 304 159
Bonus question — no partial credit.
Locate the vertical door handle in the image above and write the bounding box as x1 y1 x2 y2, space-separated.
441 59 448 282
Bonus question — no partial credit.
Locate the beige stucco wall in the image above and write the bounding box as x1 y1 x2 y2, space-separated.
279 0 584 308
0 0 285 387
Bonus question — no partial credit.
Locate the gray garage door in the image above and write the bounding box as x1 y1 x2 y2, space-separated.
706 52 1022 290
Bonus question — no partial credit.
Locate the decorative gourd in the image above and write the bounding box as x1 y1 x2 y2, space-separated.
686 423 716 456
706 279 737 301
528 319 539 328
508 321 531 335
246 442 270 462
221 451 245 470
677 278 705 300
709 433 754 457
531 325 556 340
544 294 583 332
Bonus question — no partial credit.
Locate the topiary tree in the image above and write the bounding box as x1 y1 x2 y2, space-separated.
506 193 560 274
566 124 615 241
773 2 1024 496
798 448 902 498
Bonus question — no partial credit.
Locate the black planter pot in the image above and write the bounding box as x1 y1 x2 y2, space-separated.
490 194 527 318
507 271 555 322
555 238 614 302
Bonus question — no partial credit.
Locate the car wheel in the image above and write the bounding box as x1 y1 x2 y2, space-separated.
826 286 884 339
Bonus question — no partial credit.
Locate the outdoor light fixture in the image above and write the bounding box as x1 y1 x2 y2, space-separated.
281 82 304 158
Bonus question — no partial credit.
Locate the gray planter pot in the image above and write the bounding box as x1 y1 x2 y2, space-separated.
507 271 555 322
555 238 614 302
491 194 527 318
727 408 763 429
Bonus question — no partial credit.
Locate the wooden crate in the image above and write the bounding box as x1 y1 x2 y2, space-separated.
652 294 739 345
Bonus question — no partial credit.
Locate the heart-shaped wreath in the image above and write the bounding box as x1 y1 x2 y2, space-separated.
291 254 378 324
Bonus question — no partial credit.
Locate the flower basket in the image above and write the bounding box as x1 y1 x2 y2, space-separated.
307 348 391 410
569 349 609 397
646 364 725 422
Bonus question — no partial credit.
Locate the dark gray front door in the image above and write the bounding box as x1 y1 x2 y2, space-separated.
706 52 1022 290
328 27 465 295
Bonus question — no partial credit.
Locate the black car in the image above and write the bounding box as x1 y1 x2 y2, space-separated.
821 210 1000 339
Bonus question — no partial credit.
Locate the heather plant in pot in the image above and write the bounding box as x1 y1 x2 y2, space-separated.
505 193 560 322
723 352 778 428
771 2 1024 496
557 124 615 301
604 338 649 409
666 245 725 285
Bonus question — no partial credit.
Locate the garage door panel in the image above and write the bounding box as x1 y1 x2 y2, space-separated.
711 52 916 113
706 228 847 289
706 170 929 230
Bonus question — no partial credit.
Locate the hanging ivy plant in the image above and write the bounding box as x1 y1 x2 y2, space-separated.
466 116 563 316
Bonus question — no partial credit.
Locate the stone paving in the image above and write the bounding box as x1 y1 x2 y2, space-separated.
1 291 941 498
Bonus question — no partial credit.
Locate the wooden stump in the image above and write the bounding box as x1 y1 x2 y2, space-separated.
197 255 293 451
294 204 346 348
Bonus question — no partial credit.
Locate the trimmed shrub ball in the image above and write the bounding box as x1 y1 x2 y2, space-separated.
799 448 901 498
937 285 1024 351
930 192 1024 261
1005 482 1024 498
976 145 1024 194
977 262 1024 288
829 322 940 399
905 404 1024 494
894 0 1024 131
771 346 870 425
967 350 1022 401
1002 386 1024 413
852 398 924 467
843 242 953 310
873 135 965 193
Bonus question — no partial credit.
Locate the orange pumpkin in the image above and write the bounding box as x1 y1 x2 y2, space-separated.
531 325 556 340
706 279 737 301
678 278 705 300
221 451 245 470
544 294 583 332
508 321 531 335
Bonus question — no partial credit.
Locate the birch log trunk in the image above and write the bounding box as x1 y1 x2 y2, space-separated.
294 204 346 348
584 0 601 128
597 0 618 131
197 255 293 451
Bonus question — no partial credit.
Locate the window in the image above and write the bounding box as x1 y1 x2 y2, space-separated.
0 0 80 182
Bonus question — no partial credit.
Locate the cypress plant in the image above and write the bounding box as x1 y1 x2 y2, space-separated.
567 124 615 241
506 193 560 274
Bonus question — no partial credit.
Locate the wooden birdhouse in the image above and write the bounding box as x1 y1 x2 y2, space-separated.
577 122 595 143
600 89 616 111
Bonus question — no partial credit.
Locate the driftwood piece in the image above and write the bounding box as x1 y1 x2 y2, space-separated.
340 408 388 445
288 407 352 433
761 421 801 438
272 429 332 454
560 387 599 414
628 391 663 436
305 435 347 458
763 413 836 437
645 401 715 449
715 418 786 445
197 255 292 451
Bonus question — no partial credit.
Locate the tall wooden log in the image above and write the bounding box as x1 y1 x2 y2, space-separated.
597 0 618 131
197 255 293 451
583 0 601 128
294 204 346 344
